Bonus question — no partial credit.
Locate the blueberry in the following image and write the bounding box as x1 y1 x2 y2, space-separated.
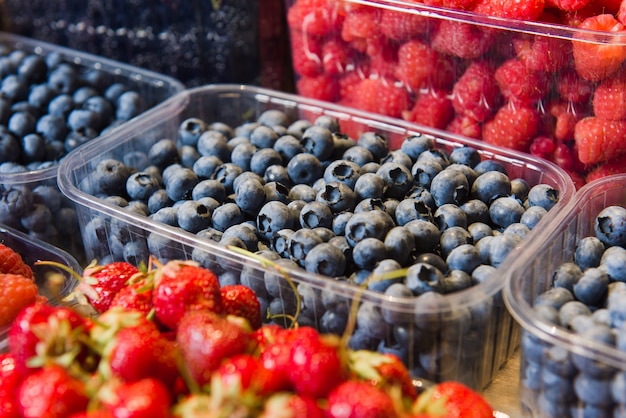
261 181 288 204
286 119 312 139
435 204 468 230
558 300 591 330
177 117 207 147
467 222 493 243
395 198 433 226
357 131 388 161
178 145 200 168
446 244 481 274
471 264 496 285
304 242 347 277
116 91 145 121
595 206 626 247
195 129 230 163
473 159 507 176
600 246 626 282
231 177 264 215
354 198 385 214
383 226 415 267
357 302 389 340
471 170 511 204
344 210 395 247
374 162 412 200
257 201 296 240
332 211 353 236
487 232 521 267
535 287 575 310
148 138 178 170
264 164 291 186
273 134 304 163
123 240 150 266
404 219 441 254
460 199 490 225
440 226 472 259
553 262 583 292
264 258 299 300
0 128 20 163
489 196 525 229
230 142 256 172
250 148 283 176
527 184 560 211
222 224 259 252
449 146 481 167
342 145 375 166
316 181 357 213
287 228 323 266
430 168 469 207
412 159 443 189
287 184 317 202
574 373 613 407
125 172 161 201
574 236 605 270
323 160 361 189
248 125 278 149
352 238 387 270
93 159 131 196
520 205 548 229
163 166 199 202
406 263 443 295
573 267 609 306
287 153 323 185
299 201 333 229
211 202 244 232
1 74 29 102
176 200 212 233
212 163 243 195
440 270 472 293
191 179 226 203
503 222 530 239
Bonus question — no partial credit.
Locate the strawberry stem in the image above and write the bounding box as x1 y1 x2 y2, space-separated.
34 260 83 282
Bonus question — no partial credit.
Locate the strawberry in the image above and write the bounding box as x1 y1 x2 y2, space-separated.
325 379 400 418
177 310 252 386
91 309 178 390
0 273 40 327
0 353 21 418
108 278 154 316
8 303 91 376
220 284 263 329
592 72 626 121
349 350 417 401
411 381 493 418
482 102 541 152
260 393 325 418
16 364 89 418
574 116 626 164
572 14 626 81
153 260 222 331
68 412 114 418
0 243 34 279
79 261 141 314
100 378 172 418
286 326 348 398
212 353 282 398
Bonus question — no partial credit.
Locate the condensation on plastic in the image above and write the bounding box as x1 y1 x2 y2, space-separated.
58 84 576 391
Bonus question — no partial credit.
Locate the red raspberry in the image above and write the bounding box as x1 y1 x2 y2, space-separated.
473 0 545 20
548 100 587 141
341 7 381 55
512 34 569 73
482 102 541 152
339 67 369 102
402 89 454 129
549 0 591 11
379 1 431 41
368 41 399 79
395 40 456 91
446 114 482 139
558 2 606 27
290 32 323 77
619 0 626 25
0 273 39 328
431 21 497 59
297 74 339 102
287 0 341 35
529 135 557 160
424 0 478 9
592 73 626 121
555 68 594 104
322 39 353 76
349 77 412 118
574 116 626 164
0 244 34 280
452 61 500 122
494 58 550 105
586 154 626 183
572 14 626 82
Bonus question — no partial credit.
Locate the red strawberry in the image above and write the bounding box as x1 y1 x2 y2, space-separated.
79 261 140 314
482 102 541 152
0 273 40 327
213 353 282 397
349 350 417 401
177 310 252 386
220 284 263 329
68 412 114 418
0 353 21 418
153 260 222 331
8 304 90 376
260 393 325 418
451 61 500 123
92 310 178 390
574 116 626 164
100 378 171 418
108 278 154 316
411 381 493 418
402 89 454 130
592 72 626 121
325 379 400 418
0 243 34 279
287 327 348 398
16 364 89 418
572 14 626 81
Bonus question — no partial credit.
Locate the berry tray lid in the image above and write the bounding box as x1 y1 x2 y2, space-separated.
58 84 576 315
0 223 83 352
504 174 626 370
0 31 185 187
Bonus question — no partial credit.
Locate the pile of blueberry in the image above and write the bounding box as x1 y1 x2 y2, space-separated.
0 43 151 260
78 109 561 388
522 205 626 417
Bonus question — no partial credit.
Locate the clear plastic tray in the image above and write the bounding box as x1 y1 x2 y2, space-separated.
0 224 82 352
504 174 626 416
0 32 184 262
58 84 576 391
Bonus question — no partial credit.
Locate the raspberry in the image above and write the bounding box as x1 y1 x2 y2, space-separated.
452 61 500 122
0 273 39 327
619 0 626 25
424 0 478 9
431 21 497 59
395 40 456 91
558 2 606 27
287 0 340 35
322 39 353 76
473 0 545 20
379 2 430 41
368 43 399 79
549 0 591 11
494 58 550 105
572 14 626 82
290 32 323 77
0 244 34 280
341 7 381 54
529 135 557 160
402 89 454 129
574 116 626 164
349 77 412 118
592 73 626 121
586 154 626 183
482 102 541 152
555 68 594 104
548 100 586 141
339 67 369 102
512 34 569 73
446 114 482 139
296 74 339 102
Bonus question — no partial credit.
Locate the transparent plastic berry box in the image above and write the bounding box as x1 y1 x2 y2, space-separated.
504 174 626 416
0 32 184 264
58 84 575 391
0 223 82 352
284 0 626 186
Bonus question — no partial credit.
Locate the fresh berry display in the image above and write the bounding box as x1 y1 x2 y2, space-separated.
59 87 573 390
1 257 495 417
0 35 182 261
285 0 626 186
